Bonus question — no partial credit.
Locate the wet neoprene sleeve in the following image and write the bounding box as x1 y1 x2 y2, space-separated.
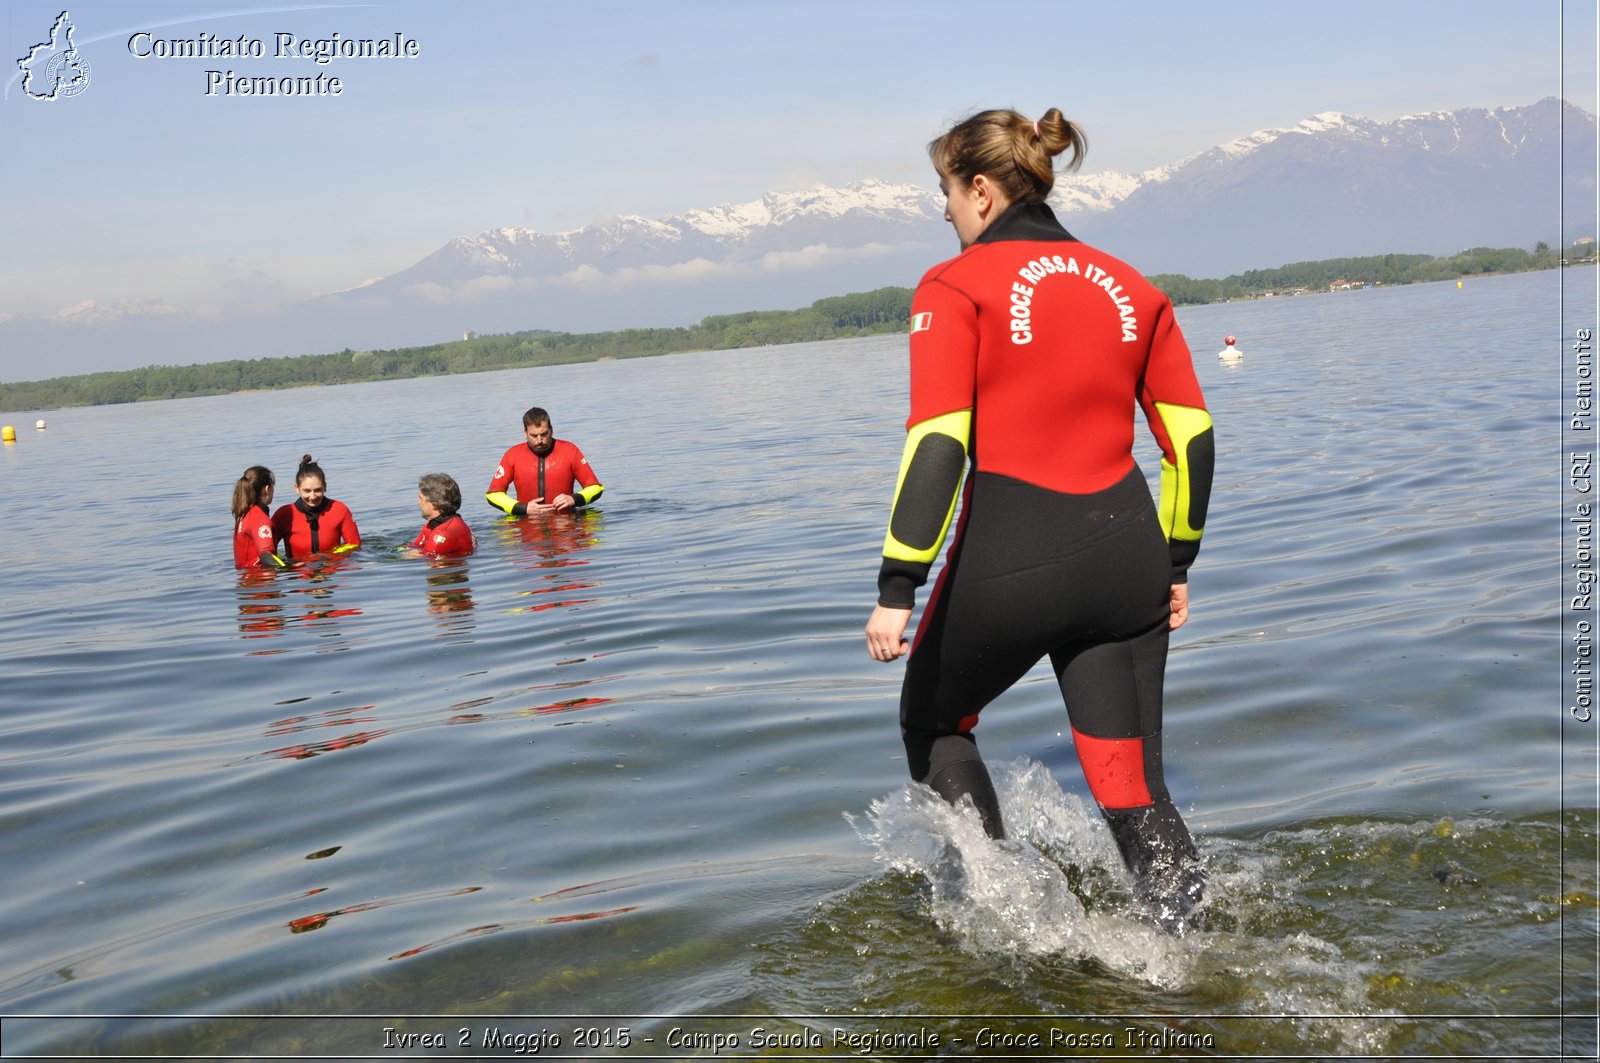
878 408 971 608
485 491 527 516
1151 401 1213 582
486 486 602 514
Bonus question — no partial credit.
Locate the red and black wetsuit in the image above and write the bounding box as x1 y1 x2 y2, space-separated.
411 513 476 557
486 439 603 513
879 201 1214 920
233 504 279 569
272 498 360 559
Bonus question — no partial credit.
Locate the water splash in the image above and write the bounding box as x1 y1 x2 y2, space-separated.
837 758 1524 1057
847 757 1195 986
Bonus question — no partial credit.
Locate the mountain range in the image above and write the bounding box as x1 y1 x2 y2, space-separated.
4 97 1593 381
326 96 1593 321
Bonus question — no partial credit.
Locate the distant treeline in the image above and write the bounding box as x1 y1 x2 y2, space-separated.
0 287 914 412
1150 241 1592 306
3 243 1591 412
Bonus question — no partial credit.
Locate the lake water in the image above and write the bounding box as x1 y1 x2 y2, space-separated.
0 269 1595 1060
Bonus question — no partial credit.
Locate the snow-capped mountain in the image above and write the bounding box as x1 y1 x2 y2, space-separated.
340 169 1174 303
337 180 949 300
1085 97 1593 276
339 98 1590 309
7 98 1591 378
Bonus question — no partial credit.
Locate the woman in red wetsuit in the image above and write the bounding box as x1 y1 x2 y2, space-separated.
271 454 361 560
411 473 476 557
232 465 286 569
863 108 1215 932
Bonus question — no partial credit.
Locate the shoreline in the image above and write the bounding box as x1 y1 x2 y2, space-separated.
3 257 1592 415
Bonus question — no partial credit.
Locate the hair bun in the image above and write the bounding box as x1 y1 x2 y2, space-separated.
1034 108 1087 171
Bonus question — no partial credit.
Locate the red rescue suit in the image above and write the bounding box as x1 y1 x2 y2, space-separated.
411 514 476 557
272 498 360 559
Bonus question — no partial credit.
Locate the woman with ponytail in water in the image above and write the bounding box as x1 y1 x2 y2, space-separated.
271 454 361 560
232 466 286 569
864 108 1215 932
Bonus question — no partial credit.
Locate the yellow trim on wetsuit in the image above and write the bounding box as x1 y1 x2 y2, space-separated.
488 485 603 513
1154 401 1212 542
882 408 972 564
486 490 520 515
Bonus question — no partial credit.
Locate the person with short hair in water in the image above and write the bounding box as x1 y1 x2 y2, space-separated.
411 473 476 557
486 407 603 516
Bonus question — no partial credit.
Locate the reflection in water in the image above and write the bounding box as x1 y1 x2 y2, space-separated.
496 508 604 553
387 905 638 960
263 704 385 760
234 557 365 649
235 569 285 640
388 923 503 960
494 510 604 615
519 696 612 718
266 730 386 761
286 886 483 934
422 557 475 630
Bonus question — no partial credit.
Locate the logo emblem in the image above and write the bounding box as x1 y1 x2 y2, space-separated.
911 312 933 334
17 10 91 101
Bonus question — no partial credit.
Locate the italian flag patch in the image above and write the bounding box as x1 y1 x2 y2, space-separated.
910 312 933 333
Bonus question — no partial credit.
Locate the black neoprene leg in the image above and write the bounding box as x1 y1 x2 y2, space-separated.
911 731 1006 840
1053 621 1204 928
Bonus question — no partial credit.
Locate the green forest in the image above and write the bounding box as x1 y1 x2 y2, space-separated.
1150 241 1588 305
3 243 1591 413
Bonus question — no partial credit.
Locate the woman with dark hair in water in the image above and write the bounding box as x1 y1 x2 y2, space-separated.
232 465 285 569
271 454 361 560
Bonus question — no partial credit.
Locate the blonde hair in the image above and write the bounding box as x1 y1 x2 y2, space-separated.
929 108 1088 204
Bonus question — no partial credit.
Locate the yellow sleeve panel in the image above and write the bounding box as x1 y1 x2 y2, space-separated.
882 408 972 565
1153 401 1214 543
486 490 520 515
575 483 604 507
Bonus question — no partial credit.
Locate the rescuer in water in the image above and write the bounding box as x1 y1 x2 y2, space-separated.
272 454 361 559
486 407 604 517
864 107 1216 932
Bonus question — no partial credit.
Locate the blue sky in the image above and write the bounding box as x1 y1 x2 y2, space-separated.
0 0 1594 377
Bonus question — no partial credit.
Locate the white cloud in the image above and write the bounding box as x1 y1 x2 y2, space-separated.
400 281 456 305
357 239 939 308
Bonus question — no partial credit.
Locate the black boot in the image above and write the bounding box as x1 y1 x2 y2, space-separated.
1103 802 1204 934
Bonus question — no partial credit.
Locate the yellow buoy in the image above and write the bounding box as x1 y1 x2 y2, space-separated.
2 426 15 443
1457 281 1463 289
